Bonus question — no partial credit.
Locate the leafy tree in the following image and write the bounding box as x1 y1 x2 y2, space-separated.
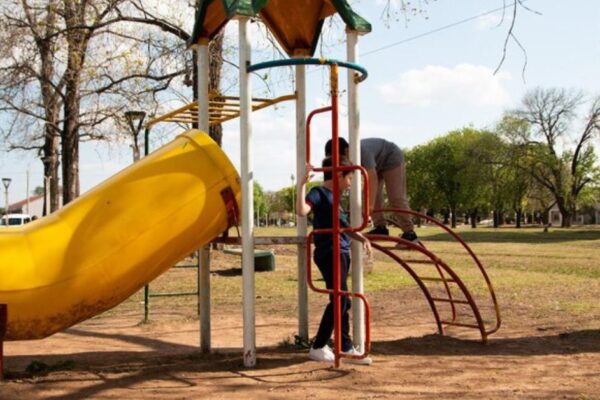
511 88 600 227
495 116 533 227
405 144 443 213
253 181 267 225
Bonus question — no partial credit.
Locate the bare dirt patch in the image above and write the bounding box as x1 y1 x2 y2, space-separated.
3 229 600 399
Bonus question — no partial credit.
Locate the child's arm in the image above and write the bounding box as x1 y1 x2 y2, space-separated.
296 164 314 217
347 231 373 257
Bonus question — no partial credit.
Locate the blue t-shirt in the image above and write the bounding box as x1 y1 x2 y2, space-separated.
306 186 351 259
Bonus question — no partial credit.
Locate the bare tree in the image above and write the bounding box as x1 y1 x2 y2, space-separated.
0 0 62 213
0 0 200 205
514 88 600 227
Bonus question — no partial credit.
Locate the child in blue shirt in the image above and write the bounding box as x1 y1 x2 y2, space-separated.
296 156 372 365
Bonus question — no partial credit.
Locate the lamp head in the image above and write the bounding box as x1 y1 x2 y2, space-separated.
124 110 146 124
1 178 11 190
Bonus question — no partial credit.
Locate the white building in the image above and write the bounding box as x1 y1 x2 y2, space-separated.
8 194 63 218
548 203 599 226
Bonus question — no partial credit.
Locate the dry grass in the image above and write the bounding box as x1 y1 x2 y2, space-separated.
102 225 600 333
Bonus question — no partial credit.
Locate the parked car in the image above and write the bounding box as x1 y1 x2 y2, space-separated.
0 213 33 226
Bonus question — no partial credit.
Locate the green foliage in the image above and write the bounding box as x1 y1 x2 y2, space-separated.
404 96 599 228
407 127 513 226
253 181 267 216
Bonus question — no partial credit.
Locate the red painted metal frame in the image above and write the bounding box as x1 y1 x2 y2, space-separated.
306 106 332 163
0 304 7 380
304 63 371 367
368 208 501 342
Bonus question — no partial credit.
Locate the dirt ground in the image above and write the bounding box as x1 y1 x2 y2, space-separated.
2 242 600 400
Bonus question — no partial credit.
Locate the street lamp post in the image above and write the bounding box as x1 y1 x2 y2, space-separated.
2 178 11 217
290 173 295 226
125 110 147 162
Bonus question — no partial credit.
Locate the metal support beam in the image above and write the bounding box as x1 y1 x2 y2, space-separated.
347 30 365 352
196 41 212 353
239 17 256 368
295 59 309 341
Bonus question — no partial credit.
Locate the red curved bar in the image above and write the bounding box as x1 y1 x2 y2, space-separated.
379 208 501 337
306 106 332 164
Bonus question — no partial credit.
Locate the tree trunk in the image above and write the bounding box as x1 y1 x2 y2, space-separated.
62 67 82 204
450 206 457 229
61 106 80 204
442 209 449 225
41 99 61 213
515 208 522 228
541 208 550 232
208 31 224 146
493 210 499 228
42 146 59 215
38 2 61 212
556 198 571 228
470 209 477 228
61 2 89 204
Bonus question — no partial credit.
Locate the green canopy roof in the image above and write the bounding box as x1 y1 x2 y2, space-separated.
189 0 371 56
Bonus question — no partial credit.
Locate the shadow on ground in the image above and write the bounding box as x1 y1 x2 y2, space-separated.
4 327 346 400
374 329 600 356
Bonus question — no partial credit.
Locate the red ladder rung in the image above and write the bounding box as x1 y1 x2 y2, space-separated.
380 246 418 251
403 259 437 264
432 297 469 304
440 320 480 329
420 277 456 283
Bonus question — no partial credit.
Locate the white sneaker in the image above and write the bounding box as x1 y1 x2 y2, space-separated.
342 347 373 365
308 344 334 362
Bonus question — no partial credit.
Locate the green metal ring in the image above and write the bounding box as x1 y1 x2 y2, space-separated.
248 57 368 82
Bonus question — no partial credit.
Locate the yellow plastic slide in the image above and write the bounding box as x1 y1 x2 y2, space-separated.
0 130 240 340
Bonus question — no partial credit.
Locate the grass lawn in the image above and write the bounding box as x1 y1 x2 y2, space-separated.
111 224 600 334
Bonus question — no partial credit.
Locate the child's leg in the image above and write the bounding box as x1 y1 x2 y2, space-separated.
383 162 414 233
370 176 387 227
340 253 353 352
312 252 353 351
312 253 334 349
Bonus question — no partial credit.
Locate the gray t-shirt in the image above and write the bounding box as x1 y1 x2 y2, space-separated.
361 138 404 172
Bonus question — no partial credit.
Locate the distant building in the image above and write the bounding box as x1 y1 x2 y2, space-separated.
548 203 599 226
8 194 63 218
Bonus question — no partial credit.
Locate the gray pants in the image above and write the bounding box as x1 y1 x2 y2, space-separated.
372 161 414 233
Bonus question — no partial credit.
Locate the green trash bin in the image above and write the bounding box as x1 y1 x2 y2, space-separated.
223 248 275 272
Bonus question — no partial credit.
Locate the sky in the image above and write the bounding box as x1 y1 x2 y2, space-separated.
1 0 599 205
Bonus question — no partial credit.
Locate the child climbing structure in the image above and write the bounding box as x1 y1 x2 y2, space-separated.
188 0 500 368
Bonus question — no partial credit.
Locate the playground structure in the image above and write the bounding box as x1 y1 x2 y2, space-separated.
0 0 501 375
185 0 376 368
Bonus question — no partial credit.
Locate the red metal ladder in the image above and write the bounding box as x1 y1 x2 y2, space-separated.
305 63 372 367
367 208 501 343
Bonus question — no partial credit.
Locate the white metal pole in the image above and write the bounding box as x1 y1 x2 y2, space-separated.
26 168 30 214
239 17 256 368
347 30 365 351
294 57 309 341
196 41 212 353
